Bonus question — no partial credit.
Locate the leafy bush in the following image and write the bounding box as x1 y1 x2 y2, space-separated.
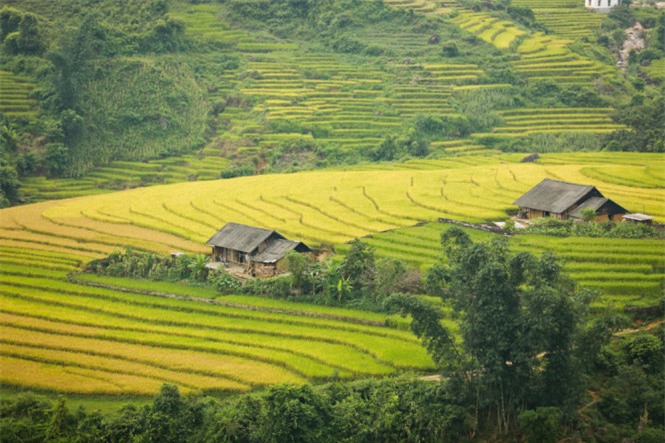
86 249 210 282
242 275 291 298
523 218 664 239
208 269 242 293
220 164 254 179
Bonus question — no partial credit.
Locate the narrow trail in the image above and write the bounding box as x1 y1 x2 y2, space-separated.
614 320 664 336
578 390 601 414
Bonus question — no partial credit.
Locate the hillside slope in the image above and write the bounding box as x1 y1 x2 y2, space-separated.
1 0 663 206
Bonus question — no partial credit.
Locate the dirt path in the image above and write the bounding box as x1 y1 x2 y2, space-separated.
578 390 601 414
614 320 664 336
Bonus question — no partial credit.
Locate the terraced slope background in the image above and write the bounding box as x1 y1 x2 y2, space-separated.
7 0 662 205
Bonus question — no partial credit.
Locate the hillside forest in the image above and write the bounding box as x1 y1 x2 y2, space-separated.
0 0 664 442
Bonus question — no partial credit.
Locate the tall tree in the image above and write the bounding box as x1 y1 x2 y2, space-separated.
390 227 616 435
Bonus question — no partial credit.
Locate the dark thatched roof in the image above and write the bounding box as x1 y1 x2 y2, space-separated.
206 222 284 253
570 197 627 219
513 179 598 214
252 239 311 264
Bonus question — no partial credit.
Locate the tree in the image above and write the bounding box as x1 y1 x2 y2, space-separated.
187 254 208 281
286 250 309 294
0 7 22 42
374 257 407 300
0 156 20 206
389 227 612 434
338 239 375 298
44 143 70 177
3 11 45 55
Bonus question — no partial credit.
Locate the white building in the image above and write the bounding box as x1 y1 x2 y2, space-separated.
585 0 622 13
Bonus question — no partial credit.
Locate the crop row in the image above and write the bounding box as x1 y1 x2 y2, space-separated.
527 8 604 39
21 154 229 202
15 155 657 251
0 276 431 389
451 11 526 49
0 70 38 121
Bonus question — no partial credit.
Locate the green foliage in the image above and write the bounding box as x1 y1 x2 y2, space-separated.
339 239 375 299
220 164 254 179
208 268 242 293
0 379 472 442
620 333 664 374
385 293 463 375
605 91 665 152
518 407 562 443
0 153 20 206
451 88 514 132
0 7 22 41
286 250 309 294
523 218 664 240
87 248 210 282
394 227 619 433
441 41 459 57
580 207 597 222
241 275 292 298
0 8 45 55
43 143 69 177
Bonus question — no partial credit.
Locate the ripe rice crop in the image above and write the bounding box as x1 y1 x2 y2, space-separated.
2 153 663 395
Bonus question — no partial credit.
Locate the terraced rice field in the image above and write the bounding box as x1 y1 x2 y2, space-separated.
514 32 617 86
0 70 38 121
475 107 627 138
2 153 663 395
0 254 433 395
384 0 448 15
644 59 665 82
163 2 518 157
451 10 527 49
344 222 664 309
20 154 229 202
511 0 604 39
6 153 663 249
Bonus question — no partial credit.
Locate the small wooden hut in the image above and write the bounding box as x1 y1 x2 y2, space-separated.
206 222 311 277
514 179 627 221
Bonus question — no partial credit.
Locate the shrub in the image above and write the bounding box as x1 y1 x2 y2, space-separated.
221 164 254 179
209 269 242 293
242 276 291 298
441 41 459 57
518 407 562 443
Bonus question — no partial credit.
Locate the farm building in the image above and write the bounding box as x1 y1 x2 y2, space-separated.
623 213 654 224
206 222 311 277
514 178 627 221
585 0 621 12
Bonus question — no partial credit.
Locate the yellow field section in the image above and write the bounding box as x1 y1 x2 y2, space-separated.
0 154 659 258
0 153 663 396
0 254 434 395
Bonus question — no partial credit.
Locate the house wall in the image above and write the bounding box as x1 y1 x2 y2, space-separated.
521 208 565 220
252 262 278 278
212 247 249 264
585 0 620 11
